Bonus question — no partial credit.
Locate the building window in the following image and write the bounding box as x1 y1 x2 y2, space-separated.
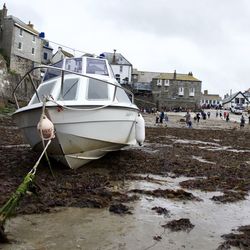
32 35 36 42
43 52 48 60
179 87 184 96
32 48 35 55
164 79 169 86
189 87 195 96
120 65 123 73
157 79 162 86
18 42 22 50
19 28 23 36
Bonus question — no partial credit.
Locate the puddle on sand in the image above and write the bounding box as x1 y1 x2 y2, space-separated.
2 174 250 250
0 144 30 149
172 139 220 146
198 145 250 153
192 155 216 164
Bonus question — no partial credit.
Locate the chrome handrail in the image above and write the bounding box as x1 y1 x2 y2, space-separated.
12 65 135 109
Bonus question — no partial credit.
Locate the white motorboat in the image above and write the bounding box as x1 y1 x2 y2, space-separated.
12 55 145 169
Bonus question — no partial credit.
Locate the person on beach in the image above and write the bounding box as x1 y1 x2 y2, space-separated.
240 115 245 128
155 111 160 125
219 111 222 119
226 113 230 122
185 111 192 128
196 113 200 123
159 110 165 124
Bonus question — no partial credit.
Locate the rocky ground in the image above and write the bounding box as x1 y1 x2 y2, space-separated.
0 111 250 248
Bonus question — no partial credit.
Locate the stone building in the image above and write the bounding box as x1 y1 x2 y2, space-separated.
152 71 202 110
0 4 44 77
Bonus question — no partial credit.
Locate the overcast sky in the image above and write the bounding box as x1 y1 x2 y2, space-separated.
4 0 250 97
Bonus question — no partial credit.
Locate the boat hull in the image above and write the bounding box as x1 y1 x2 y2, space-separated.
13 105 139 169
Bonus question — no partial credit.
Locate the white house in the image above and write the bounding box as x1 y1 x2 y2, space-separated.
222 91 249 110
51 47 74 64
102 50 132 85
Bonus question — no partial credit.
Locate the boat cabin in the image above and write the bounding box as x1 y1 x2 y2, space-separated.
27 56 134 108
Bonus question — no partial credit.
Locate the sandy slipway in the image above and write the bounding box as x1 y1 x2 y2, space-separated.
0 113 250 249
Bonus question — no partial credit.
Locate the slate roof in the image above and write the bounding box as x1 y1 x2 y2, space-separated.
7 15 39 35
102 52 132 66
61 49 73 58
222 91 249 104
156 72 200 82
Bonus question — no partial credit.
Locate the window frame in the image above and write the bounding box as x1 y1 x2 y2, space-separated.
18 42 22 50
19 28 23 37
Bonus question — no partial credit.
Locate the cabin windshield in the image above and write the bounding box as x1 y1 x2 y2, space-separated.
43 60 63 81
86 58 109 76
65 58 82 73
43 58 83 82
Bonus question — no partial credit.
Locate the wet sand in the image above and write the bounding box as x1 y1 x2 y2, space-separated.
0 110 250 249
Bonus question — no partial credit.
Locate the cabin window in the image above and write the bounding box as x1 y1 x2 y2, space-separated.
87 78 108 100
30 81 56 104
86 58 108 76
43 60 64 81
65 58 82 73
60 78 79 100
115 87 131 103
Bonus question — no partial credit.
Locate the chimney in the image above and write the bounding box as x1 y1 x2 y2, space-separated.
173 70 176 79
230 89 232 96
112 49 116 64
27 21 34 29
204 90 208 95
2 3 7 18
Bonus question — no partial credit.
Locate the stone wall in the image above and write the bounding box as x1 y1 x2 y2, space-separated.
0 54 39 105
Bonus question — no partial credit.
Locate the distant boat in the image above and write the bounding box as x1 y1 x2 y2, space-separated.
12 55 145 169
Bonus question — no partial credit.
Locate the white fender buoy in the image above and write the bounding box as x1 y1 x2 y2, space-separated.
135 113 145 146
37 115 55 140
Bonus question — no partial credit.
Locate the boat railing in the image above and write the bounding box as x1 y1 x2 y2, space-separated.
13 65 135 109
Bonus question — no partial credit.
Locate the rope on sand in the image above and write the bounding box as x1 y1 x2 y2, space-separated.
0 98 55 243
0 140 51 243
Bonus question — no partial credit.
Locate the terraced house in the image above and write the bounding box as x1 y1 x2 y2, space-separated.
0 4 53 77
152 71 202 110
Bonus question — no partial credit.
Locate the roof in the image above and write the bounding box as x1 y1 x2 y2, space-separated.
61 49 73 58
156 72 201 82
7 15 39 35
201 94 222 100
42 40 53 50
102 52 132 66
222 91 249 104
